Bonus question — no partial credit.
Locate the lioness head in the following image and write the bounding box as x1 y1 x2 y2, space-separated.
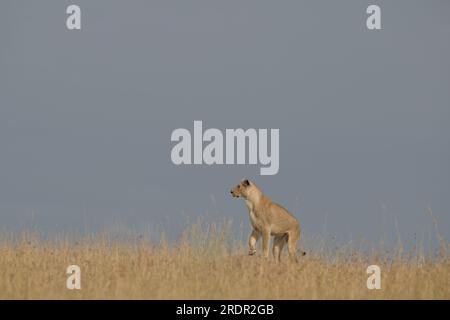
230 179 252 198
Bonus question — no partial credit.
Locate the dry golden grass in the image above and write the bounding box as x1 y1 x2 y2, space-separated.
0 219 449 300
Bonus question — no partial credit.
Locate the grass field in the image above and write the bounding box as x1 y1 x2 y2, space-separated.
0 219 449 299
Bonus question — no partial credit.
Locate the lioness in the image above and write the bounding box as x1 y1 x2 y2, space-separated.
230 179 303 262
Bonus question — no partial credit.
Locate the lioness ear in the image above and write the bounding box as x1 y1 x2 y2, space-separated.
243 179 250 186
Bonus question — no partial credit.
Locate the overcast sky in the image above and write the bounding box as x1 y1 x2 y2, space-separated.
1 1 449 248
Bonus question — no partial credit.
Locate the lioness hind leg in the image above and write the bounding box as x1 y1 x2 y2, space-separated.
287 230 300 263
272 234 287 262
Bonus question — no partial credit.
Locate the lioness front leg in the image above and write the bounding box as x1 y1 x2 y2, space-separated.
262 229 271 258
248 229 260 255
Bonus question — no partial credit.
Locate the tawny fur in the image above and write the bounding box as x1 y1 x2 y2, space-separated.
230 179 303 262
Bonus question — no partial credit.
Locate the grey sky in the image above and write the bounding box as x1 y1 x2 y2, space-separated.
1 1 449 247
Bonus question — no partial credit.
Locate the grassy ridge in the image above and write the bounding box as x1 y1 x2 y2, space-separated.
0 220 449 299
